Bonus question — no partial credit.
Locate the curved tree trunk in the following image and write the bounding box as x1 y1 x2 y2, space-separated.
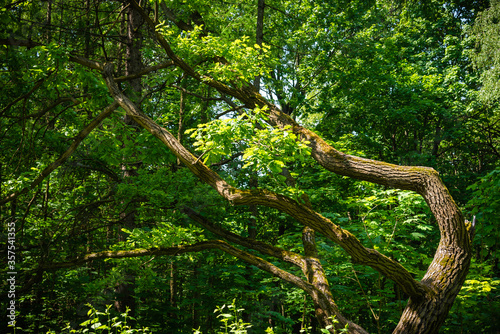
31 2 472 332
101 50 472 332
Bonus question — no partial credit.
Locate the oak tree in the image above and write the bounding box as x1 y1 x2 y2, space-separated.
1 0 487 333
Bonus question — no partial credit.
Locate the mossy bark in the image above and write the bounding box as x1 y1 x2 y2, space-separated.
59 3 474 331
100 55 472 332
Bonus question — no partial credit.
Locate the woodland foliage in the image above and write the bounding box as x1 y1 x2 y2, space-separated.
1 0 499 333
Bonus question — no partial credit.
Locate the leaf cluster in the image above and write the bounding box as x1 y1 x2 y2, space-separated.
186 106 311 180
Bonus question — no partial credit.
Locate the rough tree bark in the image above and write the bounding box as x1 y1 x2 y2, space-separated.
97 48 472 332
13 1 474 332
119 3 474 332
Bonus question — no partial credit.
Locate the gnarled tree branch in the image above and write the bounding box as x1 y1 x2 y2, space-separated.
107 4 472 331
101 62 426 300
181 206 306 269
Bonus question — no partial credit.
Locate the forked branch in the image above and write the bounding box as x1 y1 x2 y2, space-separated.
101 62 426 300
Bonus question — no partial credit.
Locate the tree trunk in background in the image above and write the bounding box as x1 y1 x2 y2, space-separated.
5 1 477 332
192 264 200 329
114 2 144 316
170 260 177 310
253 0 264 90
45 0 52 42
177 90 185 166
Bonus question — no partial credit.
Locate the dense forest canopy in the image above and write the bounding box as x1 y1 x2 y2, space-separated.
1 0 499 333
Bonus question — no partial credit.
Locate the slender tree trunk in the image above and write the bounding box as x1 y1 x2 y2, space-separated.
170 261 177 309
177 90 185 166
45 0 52 42
432 124 442 157
192 264 200 329
253 0 264 89
114 2 144 316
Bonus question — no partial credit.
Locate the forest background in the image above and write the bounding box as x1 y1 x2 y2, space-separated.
1 0 499 333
